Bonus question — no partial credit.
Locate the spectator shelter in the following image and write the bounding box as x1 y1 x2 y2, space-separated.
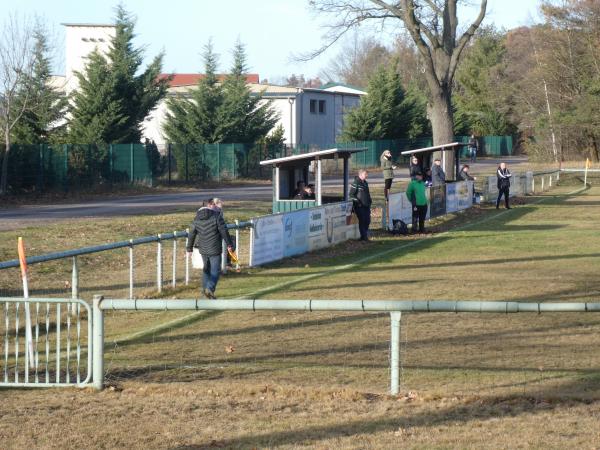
401 142 463 181
260 148 366 213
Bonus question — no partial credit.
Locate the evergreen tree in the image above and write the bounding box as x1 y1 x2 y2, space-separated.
453 27 517 136
68 5 168 144
11 24 67 144
216 39 279 143
341 60 413 141
163 40 224 144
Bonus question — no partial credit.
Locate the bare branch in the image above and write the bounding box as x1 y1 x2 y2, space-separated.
448 0 487 80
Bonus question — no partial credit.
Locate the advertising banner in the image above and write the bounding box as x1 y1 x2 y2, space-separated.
429 185 446 218
387 191 413 230
283 209 309 257
456 181 473 210
446 183 458 213
251 202 358 266
250 214 284 266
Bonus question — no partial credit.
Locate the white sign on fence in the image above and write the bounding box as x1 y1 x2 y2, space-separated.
250 214 284 266
251 202 358 267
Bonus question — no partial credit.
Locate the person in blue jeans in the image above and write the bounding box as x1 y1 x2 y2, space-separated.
186 198 233 299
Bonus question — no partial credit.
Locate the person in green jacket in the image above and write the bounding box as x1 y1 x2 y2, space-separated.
380 150 397 199
405 171 429 234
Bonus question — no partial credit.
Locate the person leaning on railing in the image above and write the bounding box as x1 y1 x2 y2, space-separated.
349 169 372 242
380 149 397 199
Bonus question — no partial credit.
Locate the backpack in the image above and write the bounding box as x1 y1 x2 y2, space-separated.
391 219 409 236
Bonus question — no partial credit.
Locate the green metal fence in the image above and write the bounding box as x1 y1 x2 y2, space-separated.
2 143 152 192
2 135 514 193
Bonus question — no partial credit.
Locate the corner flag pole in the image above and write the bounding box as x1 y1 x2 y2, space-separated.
584 158 590 186
17 237 35 371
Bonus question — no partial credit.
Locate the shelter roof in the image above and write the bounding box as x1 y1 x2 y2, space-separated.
401 142 462 155
260 148 366 166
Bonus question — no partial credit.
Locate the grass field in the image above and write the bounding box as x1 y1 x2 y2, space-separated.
2 181 600 449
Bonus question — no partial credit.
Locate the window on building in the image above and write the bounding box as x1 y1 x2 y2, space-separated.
310 99 317 114
318 100 326 114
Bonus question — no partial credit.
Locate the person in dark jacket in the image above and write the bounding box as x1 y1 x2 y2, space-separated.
431 159 446 186
186 199 234 299
349 169 372 241
380 150 397 199
458 164 476 181
468 134 479 163
409 156 420 180
496 162 512 209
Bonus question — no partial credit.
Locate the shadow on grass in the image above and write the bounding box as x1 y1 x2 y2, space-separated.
171 375 600 450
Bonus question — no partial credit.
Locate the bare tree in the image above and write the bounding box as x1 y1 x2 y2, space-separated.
0 14 36 195
309 0 487 175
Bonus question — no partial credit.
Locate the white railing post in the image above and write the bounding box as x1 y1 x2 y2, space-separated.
157 234 163 293
92 295 104 391
71 256 79 315
172 231 177 288
185 228 190 286
129 240 134 299
235 220 240 271
390 311 402 395
221 240 227 274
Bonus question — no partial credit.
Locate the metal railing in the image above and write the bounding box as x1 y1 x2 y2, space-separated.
91 296 600 395
0 297 92 387
0 222 252 300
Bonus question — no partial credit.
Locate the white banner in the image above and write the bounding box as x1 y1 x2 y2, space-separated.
251 214 284 266
446 183 458 213
251 202 358 266
387 191 413 230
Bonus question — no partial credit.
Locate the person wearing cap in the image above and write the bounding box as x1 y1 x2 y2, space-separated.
380 149 397 199
186 198 234 299
431 158 446 186
405 171 429 234
458 164 476 181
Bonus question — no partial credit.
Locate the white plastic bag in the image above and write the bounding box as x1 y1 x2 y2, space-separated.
191 248 204 269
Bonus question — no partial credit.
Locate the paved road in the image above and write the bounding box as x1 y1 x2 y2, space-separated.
0 156 527 230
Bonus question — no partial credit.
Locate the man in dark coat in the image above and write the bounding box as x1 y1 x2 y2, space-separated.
349 169 372 241
186 199 234 299
496 162 512 209
431 159 446 186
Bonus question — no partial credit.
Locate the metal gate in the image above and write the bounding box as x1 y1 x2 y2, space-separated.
0 297 92 387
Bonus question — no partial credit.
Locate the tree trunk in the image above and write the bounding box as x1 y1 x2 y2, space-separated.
0 131 10 195
427 88 456 179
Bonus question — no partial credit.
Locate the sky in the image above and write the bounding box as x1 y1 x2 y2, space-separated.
2 0 542 82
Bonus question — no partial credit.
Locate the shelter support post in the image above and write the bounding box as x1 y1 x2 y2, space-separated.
316 158 322 205
343 156 349 201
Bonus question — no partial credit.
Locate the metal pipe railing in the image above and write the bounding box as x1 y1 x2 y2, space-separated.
0 222 252 270
92 296 600 393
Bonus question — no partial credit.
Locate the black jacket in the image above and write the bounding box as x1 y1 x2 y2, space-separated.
497 167 512 189
186 207 233 256
431 164 446 186
409 162 421 179
349 176 372 208
458 169 475 181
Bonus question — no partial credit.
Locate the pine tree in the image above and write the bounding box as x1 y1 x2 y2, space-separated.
68 5 168 144
341 60 412 141
11 24 67 144
163 40 224 144
216 39 279 143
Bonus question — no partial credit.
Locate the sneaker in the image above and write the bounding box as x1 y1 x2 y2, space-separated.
204 288 216 300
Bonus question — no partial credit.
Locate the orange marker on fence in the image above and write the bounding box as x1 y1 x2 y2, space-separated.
17 237 35 369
